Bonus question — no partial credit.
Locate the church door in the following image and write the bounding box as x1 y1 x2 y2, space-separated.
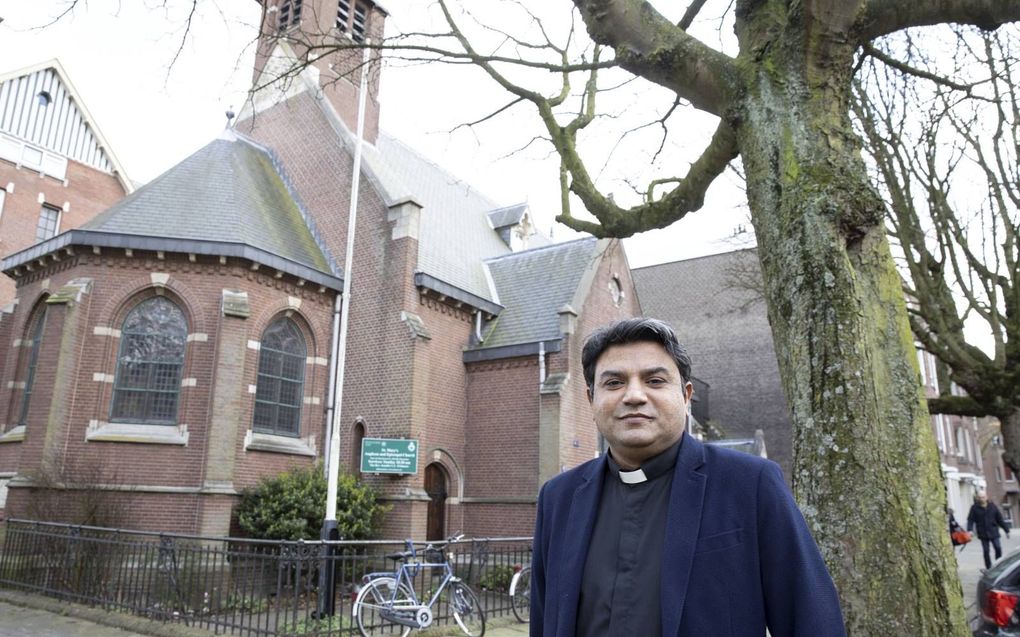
424 463 448 541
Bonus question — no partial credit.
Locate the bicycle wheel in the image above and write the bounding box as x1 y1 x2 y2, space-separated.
354 577 414 637
510 567 531 623
444 581 485 636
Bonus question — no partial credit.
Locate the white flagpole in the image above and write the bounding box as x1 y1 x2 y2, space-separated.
326 42 372 524
319 42 371 617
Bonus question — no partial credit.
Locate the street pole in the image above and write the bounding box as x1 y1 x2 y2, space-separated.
318 41 371 618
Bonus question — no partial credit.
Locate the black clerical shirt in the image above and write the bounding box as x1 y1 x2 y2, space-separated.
576 437 683 637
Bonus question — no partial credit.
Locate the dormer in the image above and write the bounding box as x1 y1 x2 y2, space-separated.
488 203 538 252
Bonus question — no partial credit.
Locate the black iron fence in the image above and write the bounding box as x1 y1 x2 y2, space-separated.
0 519 532 636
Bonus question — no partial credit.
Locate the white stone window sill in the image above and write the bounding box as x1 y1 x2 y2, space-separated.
0 425 26 443
86 422 189 445
244 430 316 457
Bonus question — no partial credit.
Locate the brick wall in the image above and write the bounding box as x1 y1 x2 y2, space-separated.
0 250 334 531
0 158 127 307
239 88 426 537
250 0 386 144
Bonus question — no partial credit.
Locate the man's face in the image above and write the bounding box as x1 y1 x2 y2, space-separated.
589 340 693 469
979 495 989 506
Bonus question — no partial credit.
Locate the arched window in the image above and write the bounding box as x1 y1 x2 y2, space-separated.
253 318 306 437
110 297 188 424
14 304 49 427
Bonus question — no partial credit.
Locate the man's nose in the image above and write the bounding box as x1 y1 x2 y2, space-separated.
622 380 647 404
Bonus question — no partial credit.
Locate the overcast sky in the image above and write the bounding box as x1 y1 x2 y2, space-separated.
0 1 750 268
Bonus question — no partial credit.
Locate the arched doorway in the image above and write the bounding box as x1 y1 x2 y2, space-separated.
424 463 448 541
350 420 365 475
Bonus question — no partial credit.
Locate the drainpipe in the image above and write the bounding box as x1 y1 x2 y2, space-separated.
322 293 342 479
538 341 546 385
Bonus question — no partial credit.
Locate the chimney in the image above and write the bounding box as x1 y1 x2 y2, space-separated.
253 0 387 143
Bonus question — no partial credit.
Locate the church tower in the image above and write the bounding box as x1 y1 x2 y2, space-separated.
252 0 387 143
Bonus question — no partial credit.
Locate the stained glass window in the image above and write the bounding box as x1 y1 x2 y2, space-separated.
110 297 187 424
253 318 306 437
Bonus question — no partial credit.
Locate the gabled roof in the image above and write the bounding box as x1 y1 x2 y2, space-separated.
3 131 341 290
472 237 601 352
374 134 512 302
0 59 132 191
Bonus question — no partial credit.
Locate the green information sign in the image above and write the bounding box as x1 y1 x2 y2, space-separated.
360 438 419 475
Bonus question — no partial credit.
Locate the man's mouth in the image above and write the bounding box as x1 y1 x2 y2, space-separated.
619 413 652 422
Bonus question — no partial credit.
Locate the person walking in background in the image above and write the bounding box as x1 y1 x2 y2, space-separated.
968 492 1011 569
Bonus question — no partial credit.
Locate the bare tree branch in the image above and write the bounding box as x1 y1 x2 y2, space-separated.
678 0 710 30
572 0 737 116
861 0 1020 41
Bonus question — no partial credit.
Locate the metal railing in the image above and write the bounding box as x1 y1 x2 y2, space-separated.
0 519 532 636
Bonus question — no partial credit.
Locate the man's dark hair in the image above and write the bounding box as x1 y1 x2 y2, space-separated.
582 317 692 392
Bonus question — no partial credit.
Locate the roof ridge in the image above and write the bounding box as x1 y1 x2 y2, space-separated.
484 235 596 263
631 246 757 271
232 133 340 276
378 131 500 208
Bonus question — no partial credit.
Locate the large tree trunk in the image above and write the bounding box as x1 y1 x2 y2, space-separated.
1001 407 1020 477
733 6 968 636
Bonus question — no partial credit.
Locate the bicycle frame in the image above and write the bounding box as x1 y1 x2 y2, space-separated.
362 541 462 611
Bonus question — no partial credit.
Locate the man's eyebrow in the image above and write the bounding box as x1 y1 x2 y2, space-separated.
597 366 673 379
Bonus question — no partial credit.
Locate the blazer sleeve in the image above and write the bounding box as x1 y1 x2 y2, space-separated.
997 506 1010 533
757 462 846 637
530 482 548 637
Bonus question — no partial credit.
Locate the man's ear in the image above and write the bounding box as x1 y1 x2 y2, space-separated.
684 382 694 403
586 386 593 403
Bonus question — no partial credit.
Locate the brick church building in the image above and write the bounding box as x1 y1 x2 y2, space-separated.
0 0 639 539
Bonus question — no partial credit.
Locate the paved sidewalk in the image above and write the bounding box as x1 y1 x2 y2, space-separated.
484 619 530 636
0 601 151 637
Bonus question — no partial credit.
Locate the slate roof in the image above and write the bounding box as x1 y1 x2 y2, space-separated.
475 237 600 349
371 134 512 302
78 132 336 278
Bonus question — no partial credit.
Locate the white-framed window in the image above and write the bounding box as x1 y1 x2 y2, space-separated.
336 0 351 31
0 189 6 221
352 1 368 42
110 297 188 424
336 0 368 41
253 317 306 438
36 204 60 242
278 0 302 31
955 426 966 458
997 466 1004 482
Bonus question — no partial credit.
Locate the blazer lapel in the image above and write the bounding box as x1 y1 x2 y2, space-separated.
660 434 707 637
555 456 605 637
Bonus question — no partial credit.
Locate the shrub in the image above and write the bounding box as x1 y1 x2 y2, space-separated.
235 464 386 541
477 564 515 592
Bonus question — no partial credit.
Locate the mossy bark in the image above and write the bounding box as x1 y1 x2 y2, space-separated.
731 3 969 635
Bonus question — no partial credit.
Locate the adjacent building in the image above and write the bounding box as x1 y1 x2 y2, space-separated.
635 248 992 501
0 60 132 307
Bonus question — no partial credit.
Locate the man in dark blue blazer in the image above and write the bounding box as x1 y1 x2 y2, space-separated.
530 318 845 637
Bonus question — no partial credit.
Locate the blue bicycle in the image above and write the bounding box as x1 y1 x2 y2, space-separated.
353 534 485 636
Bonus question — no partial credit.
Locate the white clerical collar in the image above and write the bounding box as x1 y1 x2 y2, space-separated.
619 468 648 484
